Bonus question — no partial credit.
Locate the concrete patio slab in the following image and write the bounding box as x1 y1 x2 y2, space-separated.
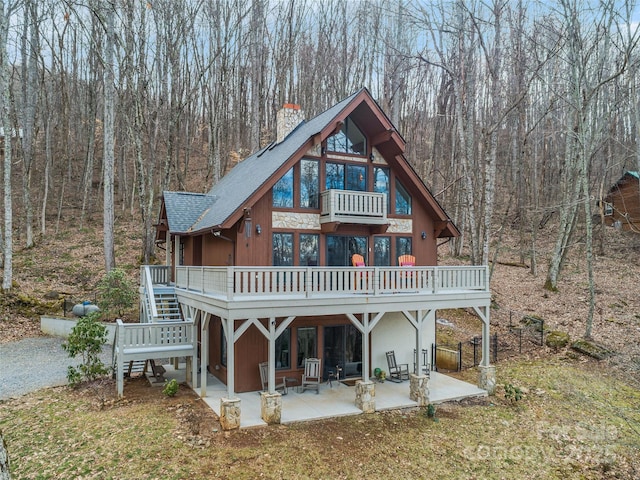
156 365 487 429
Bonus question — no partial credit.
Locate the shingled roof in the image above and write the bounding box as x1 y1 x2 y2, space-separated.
160 87 459 237
162 89 362 234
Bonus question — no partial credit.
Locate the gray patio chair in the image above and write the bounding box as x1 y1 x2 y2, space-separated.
258 361 287 395
386 351 410 382
301 357 321 394
413 348 431 377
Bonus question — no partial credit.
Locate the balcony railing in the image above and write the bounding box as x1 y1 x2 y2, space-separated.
320 189 387 225
173 265 489 301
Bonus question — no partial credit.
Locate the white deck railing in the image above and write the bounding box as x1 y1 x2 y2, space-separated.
173 265 489 300
320 189 387 224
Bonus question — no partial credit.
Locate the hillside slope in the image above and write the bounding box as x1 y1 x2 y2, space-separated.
1 216 639 385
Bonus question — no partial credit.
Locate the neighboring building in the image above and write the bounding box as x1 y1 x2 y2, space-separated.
128 88 493 427
603 171 640 232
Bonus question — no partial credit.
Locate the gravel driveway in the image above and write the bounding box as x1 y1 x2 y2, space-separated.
0 336 112 401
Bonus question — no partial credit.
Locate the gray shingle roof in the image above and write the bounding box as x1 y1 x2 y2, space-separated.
165 89 363 234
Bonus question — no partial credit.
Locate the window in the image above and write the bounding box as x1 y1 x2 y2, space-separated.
297 327 317 367
273 233 294 266
327 235 367 266
374 237 391 266
327 117 367 155
299 234 319 266
275 328 291 369
325 162 367 192
346 164 367 191
604 202 613 216
325 162 345 190
374 167 390 209
300 159 319 209
396 237 412 260
273 167 294 208
395 179 412 215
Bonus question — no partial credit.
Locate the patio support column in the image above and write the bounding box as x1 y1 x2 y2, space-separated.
268 317 276 394
226 316 236 397
200 312 210 397
362 313 369 382
474 304 496 394
260 391 282 424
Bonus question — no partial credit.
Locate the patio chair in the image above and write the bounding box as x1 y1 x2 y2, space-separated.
398 254 416 266
301 357 322 394
413 349 430 377
258 361 288 395
352 253 365 267
386 351 410 382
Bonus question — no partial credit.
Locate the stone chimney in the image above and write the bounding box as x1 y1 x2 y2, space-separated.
276 103 305 143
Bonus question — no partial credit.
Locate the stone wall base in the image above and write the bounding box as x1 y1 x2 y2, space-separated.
478 365 497 395
260 392 282 424
409 373 429 406
220 398 241 431
355 380 375 413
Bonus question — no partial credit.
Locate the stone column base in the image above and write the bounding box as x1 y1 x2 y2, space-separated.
260 392 282 424
409 373 429 406
355 380 375 413
220 397 241 431
478 365 497 395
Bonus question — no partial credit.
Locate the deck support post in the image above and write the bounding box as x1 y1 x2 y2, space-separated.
478 365 496 395
220 397 241 430
355 380 375 413
409 373 429 406
260 392 282 424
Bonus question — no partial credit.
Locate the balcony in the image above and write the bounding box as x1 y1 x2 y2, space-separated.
320 189 387 228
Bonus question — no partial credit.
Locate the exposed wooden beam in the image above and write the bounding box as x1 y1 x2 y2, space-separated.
370 129 394 146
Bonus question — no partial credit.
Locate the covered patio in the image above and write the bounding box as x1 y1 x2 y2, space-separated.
161 363 487 429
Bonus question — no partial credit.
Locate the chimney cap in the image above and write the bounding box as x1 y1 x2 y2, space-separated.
282 103 301 110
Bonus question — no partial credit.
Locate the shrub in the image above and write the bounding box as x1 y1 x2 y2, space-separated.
62 312 110 387
504 383 523 403
97 268 136 318
163 379 179 397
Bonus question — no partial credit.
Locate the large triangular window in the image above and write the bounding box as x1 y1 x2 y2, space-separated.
327 117 366 156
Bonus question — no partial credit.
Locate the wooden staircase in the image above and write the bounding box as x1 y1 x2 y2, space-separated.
153 287 182 322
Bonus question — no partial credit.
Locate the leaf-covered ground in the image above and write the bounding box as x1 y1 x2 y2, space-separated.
1 359 639 479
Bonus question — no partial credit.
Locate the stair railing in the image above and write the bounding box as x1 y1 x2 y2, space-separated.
141 266 160 323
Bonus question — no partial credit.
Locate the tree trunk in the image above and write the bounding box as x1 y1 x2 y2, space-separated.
0 429 10 480
102 2 116 272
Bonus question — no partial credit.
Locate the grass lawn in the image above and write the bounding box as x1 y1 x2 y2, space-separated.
1 358 639 480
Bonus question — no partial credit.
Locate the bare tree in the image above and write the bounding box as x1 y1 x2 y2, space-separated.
102 1 116 272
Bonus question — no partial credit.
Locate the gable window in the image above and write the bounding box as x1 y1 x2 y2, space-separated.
300 159 319 209
273 167 294 208
374 236 391 266
374 167 390 209
276 328 291 369
299 234 319 266
395 179 412 215
327 117 367 155
273 233 294 266
396 236 412 260
325 162 367 192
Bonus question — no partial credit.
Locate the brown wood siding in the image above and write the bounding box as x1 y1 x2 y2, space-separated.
202 233 234 266
207 314 359 393
606 179 640 231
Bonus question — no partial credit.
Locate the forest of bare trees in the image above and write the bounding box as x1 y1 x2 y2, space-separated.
0 0 638 308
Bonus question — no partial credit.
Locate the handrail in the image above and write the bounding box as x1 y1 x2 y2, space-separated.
141 266 160 322
116 318 194 350
173 265 489 300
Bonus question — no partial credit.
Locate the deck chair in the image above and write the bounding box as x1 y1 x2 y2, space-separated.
386 351 410 382
301 357 321 394
352 253 365 267
413 349 430 377
258 361 288 395
398 254 416 266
